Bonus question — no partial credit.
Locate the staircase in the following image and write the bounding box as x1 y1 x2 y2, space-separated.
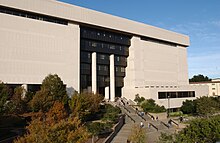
109 98 178 143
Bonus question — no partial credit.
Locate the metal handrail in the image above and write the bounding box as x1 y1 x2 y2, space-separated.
124 112 135 123
160 121 169 129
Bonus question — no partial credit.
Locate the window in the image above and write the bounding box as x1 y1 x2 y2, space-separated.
0 6 68 25
115 67 118 72
100 54 105 60
116 56 120 61
109 45 115 50
91 42 97 47
212 88 216 90
103 66 108 71
98 65 101 71
88 53 91 59
158 91 195 99
121 67 125 72
81 63 90 70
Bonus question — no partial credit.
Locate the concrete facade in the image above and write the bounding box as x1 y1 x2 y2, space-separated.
190 79 220 97
0 0 208 108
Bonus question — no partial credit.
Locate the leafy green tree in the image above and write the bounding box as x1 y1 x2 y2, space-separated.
30 74 68 112
141 99 166 113
69 93 103 121
158 132 175 143
102 104 121 123
158 115 220 143
30 88 53 112
0 82 11 115
4 86 26 115
180 99 196 114
175 116 220 143
87 122 111 143
134 94 145 105
41 74 68 105
196 96 219 117
189 74 211 82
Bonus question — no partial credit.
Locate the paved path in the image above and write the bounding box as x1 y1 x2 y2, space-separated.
111 98 180 143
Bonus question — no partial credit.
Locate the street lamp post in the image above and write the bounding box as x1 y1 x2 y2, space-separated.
167 95 170 118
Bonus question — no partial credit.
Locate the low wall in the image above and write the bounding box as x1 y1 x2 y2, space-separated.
103 115 125 143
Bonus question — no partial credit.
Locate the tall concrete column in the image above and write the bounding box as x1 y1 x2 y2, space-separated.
110 54 115 101
92 52 97 94
105 86 110 100
21 84 28 98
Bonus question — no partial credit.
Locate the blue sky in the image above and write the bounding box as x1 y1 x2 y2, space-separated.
60 0 220 79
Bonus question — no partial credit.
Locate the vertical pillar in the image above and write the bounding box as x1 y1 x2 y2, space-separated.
110 54 115 101
92 52 97 94
21 84 28 98
105 86 110 100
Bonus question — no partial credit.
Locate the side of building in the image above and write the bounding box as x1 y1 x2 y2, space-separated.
0 0 208 108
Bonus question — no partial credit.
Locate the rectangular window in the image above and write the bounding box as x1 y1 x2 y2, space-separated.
92 42 97 47
100 54 105 60
116 56 120 61
0 6 68 25
109 45 115 50
158 91 195 99
121 67 125 72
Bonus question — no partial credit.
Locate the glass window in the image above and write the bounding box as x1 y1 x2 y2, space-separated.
92 42 97 47
109 45 115 50
104 66 108 71
88 53 91 59
98 65 101 71
100 54 105 60
115 67 118 72
121 67 125 72
116 56 120 61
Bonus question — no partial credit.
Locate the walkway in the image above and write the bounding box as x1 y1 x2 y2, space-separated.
111 98 180 143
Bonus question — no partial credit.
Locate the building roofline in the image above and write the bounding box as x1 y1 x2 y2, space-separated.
0 0 190 46
190 81 220 84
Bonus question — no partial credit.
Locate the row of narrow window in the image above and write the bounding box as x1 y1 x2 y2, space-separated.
81 63 125 73
140 36 177 47
81 27 130 46
158 91 195 99
0 6 68 25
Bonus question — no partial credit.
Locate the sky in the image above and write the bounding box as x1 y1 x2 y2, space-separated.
60 0 220 79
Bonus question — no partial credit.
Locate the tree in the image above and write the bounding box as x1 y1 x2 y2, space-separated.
0 82 11 115
189 74 211 82
134 94 145 105
102 104 121 123
30 74 68 112
30 88 53 112
196 96 219 117
158 132 175 143
158 115 220 143
180 99 196 114
175 116 220 143
41 74 68 105
141 99 166 113
14 102 89 143
69 93 103 121
87 122 111 143
4 86 26 115
128 125 146 143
